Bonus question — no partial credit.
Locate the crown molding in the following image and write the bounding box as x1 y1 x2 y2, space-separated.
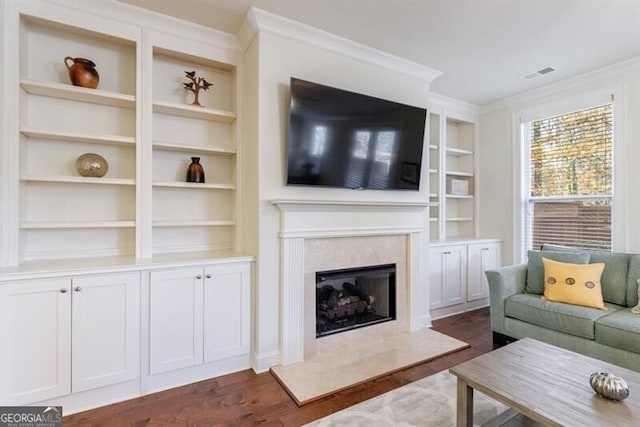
480 56 640 114
240 7 442 82
47 0 239 52
429 92 479 120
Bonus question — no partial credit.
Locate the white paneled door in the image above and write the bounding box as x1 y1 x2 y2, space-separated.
0 278 71 404
71 273 140 392
149 268 204 374
203 264 250 363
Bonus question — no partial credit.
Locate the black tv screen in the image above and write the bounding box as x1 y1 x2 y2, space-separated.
286 78 427 191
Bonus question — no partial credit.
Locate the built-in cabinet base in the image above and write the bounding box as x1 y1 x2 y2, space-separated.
0 255 252 415
429 239 502 320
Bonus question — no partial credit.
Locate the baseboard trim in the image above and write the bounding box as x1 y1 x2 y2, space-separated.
252 350 280 373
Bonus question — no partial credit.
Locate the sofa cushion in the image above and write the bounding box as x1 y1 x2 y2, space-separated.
541 244 629 306
505 293 621 339
626 255 640 307
595 309 640 355
526 250 590 295
541 257 606 310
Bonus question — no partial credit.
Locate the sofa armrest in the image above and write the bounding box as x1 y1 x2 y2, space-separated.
485 263 527 334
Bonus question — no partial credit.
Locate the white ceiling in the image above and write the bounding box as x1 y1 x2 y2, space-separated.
118 0 640 106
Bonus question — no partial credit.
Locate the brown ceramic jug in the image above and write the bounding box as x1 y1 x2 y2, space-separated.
64 57 99 89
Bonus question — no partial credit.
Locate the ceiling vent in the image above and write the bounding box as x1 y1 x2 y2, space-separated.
521 66 556 80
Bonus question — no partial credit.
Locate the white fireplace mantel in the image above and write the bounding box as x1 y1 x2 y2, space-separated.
270 199 433 210
271 198 433 365
270 199 434 238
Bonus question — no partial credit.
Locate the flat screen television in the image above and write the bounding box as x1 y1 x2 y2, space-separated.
286 78 427 191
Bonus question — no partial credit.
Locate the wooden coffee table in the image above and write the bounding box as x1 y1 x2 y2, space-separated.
450 338 640 427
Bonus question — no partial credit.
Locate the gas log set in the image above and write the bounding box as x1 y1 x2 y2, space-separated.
316 282 383 337
315 263 396 338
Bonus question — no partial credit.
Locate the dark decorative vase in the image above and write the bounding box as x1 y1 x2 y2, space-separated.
186 157 205 183
64 57 99 89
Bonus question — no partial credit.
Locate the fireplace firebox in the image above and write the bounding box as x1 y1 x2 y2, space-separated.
315 263 396 337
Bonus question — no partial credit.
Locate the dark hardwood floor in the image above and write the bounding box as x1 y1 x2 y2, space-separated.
64 307 495 426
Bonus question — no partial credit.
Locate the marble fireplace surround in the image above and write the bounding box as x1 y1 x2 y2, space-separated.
271 199 430 366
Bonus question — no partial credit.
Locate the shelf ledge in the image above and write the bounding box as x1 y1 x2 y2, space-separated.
153 141 235 155
446 147 473 156
153 182 236 190
153 220 235 227
21 176 135 186
446 170 473 177
21 127 135 146
20 221 135 229
153 100 236 122
445 194 474 199
21 79 135 108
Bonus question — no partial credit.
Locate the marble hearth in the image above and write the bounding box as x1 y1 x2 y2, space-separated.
271 199 431 365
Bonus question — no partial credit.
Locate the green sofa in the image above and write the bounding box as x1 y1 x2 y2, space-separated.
486 244 640 372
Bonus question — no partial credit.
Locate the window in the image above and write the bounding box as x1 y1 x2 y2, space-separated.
522 103 613 252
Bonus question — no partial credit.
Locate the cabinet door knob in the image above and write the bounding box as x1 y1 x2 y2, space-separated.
75 286 81 292
205 274 212 279
60 288 68 293
196 275 203 279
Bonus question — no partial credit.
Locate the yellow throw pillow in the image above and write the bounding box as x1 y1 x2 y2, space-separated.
541 257 606 310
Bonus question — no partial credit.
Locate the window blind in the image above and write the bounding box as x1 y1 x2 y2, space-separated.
524 104 612 251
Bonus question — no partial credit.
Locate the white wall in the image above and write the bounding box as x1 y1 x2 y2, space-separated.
243 26 436 370
478 59 640 264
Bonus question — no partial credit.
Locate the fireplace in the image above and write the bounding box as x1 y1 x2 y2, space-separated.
270 199 431 368
316 264 396 337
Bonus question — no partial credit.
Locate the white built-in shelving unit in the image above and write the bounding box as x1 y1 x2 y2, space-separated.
427 96 502 319
149 38 238 257
428 100 477 241
15 12 139 262
0 0 251 413
2 3 242 266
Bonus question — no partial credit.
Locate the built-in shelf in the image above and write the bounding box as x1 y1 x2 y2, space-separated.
446 147 473 156
21 128 135 146
153 141 235 155
152 182 236 190
153 100 236 122
429 109 477 242
21 176 135 186
20 220 135 229
21 79 135 108
153 220 235 227
446 170 473 177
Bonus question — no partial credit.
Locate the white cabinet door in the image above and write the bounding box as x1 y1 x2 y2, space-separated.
203 263 250 363
467 242 502 301
149 268 204 374
0 278 71 404
443 245 466 306
71 272 140 392
429 245 466 309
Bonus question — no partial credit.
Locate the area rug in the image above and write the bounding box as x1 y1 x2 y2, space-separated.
305 370 508 426
271 329 469 405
